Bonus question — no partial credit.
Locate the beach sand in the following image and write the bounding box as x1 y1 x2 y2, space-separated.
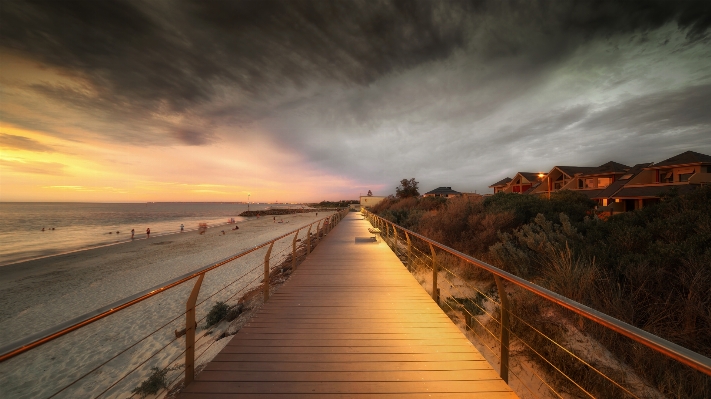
0 211 333 399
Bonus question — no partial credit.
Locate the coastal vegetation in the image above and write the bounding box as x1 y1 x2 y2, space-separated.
371 187 711 398
309 200 359 208
206 301 230 327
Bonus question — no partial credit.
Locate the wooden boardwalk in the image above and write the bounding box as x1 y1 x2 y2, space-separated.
179 213 518 398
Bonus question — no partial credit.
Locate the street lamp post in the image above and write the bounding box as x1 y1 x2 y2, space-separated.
248 193 250 211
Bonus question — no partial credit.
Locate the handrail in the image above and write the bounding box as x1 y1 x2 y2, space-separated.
363 209 711 377
0 214 338 363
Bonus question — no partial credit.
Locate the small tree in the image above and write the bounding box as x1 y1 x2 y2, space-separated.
396 178 420 198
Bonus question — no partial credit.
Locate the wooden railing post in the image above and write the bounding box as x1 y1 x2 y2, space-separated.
264 242 274 302
316 220 322 238
292 229 299 270
392 225 398 255
405 231 412 272
306 224 312 255
185 273 204 387
494 275 510 383
429 243 438 304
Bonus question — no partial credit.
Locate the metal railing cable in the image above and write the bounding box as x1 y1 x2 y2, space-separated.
438 295 545 399
45 310 186 399
503 303 643 399
95 335 180 398
435 273 571 399
363 210 711 378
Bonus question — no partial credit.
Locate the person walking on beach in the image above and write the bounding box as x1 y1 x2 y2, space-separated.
180 223 184 232
146 228 150 237
131 229 135 239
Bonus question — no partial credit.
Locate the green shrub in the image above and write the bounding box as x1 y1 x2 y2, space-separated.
206 301 229 327
131 367 168 398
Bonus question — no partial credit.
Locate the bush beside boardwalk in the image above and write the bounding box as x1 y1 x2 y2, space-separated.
371 188 711 398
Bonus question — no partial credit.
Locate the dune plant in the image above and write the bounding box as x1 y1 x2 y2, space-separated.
131 367 169 398
206 301 229 327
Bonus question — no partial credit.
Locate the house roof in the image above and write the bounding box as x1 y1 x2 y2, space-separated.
577 189 605 199
590 161 630 174
489 177 512 188
424 187 462 196
592 163 652 199
517 172 544 182
556 166 599 177
612 184 699 199
651 151 711 168
522 182 541 194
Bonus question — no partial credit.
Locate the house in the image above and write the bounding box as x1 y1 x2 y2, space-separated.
592 163 652 209
562 161 630 199
529 162 629 198
360 195 386 208
603 151 711 212
422 187 462 198
503 172 546 194
529 166 599 197
488 177 512 194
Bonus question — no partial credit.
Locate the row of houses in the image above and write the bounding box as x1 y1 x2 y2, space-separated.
488 150 711 213
356 150 711 213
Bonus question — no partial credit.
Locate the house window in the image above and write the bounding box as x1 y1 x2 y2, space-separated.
578 179 584 189
554 182 563 190
585 178 595 189
659 170 672 183
597 177 612 188
679 173 693 182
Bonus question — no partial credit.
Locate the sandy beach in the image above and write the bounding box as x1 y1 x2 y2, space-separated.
0 211 333 399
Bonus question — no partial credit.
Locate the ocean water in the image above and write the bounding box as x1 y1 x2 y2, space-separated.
0 202 300 265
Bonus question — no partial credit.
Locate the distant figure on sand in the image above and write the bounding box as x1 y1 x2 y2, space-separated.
131 229 135 239
232 225 239 230
146 228 150 237
41 227 45 231
273 216 276 223
180 223 184 232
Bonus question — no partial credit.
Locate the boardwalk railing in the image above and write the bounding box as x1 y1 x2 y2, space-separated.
363 209 711 399
0 209 349 399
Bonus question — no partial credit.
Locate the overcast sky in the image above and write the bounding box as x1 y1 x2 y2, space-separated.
1 0 711 202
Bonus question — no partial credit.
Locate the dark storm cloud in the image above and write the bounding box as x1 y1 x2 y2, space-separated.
3 0 709 115
581 83 711 133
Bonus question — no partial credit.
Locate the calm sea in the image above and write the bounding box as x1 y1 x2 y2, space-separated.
0 202 300 265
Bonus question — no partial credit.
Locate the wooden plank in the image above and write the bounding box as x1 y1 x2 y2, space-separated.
219 345 481 355
182 380 513 394
212 352 486 363
203 360 494 372
195 369 502 382
180 393 517 399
